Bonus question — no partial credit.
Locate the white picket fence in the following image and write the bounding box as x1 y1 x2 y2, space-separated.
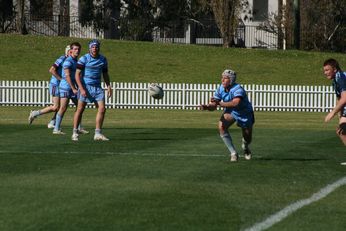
0 80 336 112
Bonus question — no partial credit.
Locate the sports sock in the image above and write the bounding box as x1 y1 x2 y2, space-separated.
242 138 249 150
32 110 40 117
54 113 63 131
51 112 57 121
220 132 237 154
95 129 101 135
73 128 78 135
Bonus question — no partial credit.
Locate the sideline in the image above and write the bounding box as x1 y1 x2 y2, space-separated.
243 176 346 231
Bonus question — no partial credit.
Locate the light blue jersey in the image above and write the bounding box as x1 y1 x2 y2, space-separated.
76 53 108 103
333 71 346 116
77 53 108 86
60 56 78 91
50 55 66 86
213 83 254 127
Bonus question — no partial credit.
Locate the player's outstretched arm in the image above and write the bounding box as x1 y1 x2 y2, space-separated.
219 97 241 108
325 92 346 122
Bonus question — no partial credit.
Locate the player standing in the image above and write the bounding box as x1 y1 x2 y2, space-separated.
200 69 254 162
71 39 112 141
323 59 346 153
28 45 70 127
53 42 88 135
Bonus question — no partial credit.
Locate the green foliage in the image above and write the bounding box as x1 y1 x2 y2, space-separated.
300 0 346 52
119 0 154 41
79 0 120 34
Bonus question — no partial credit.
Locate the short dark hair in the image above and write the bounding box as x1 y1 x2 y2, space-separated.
323 58 341 71
70 42 81 49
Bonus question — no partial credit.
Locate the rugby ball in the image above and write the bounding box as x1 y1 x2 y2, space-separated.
148 83 164 99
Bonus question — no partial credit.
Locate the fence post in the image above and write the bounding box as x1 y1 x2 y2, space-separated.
182 83 186 110
251 84 256 111
42 81 46 107
322 85 326 112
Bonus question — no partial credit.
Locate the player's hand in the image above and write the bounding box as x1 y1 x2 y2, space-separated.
199 104 209 110
107 86 112 98
210 97 220 105
199 103 217 111
325 112 335 122
80 89 87 97
72 88 78 95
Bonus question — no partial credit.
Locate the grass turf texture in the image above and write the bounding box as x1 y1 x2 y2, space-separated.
0 107 345 230
1 34 346 85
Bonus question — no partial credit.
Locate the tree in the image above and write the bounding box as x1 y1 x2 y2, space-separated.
0 0 15 33
120 0 154 40
256 1 293 50
79 0 103 34
15 0 28 34
196 0 243 48
120 0 193 41
210 0 242 47
300 0 346 52
79 0 120 36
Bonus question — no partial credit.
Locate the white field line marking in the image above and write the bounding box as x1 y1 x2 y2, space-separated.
244 176 346 231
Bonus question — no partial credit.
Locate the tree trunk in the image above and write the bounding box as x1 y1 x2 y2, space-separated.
16 0 28 34
210 0 240 48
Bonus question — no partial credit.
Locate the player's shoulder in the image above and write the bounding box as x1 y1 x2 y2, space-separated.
231 83 246 95
336 72 346 83
98 54 107 61
63 56 74 65
64 56 73 61
231 83 243 91
55 54 66 63
78 53 89 62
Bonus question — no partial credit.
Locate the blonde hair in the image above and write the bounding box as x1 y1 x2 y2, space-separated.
65 45 71 56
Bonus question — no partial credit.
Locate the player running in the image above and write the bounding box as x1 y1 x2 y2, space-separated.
323 59 346 153
28 45 70 126
200 69 255 162
71 39 112 141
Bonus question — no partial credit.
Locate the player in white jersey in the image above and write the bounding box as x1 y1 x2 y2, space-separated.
28 45 70 126
200 69 255 162
71 39 112 141
323 59 346 153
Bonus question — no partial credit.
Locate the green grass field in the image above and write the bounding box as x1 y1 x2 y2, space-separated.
0 107 345 231
1 34 345 230
1 34 346 85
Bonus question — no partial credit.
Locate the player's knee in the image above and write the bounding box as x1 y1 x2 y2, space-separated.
52 105 59 112
99 106 106 114
337 123 346 135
